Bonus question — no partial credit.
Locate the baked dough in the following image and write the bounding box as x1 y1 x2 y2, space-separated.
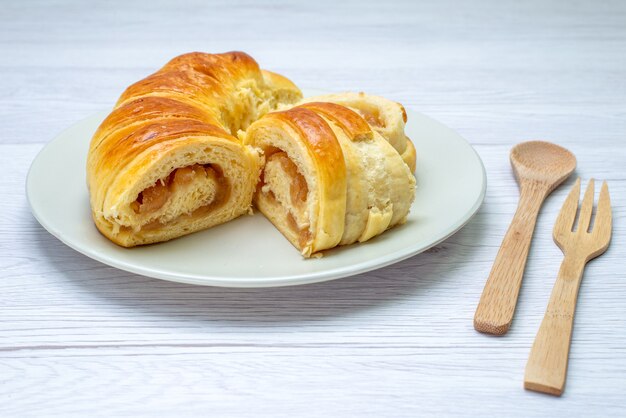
243 101 416 257
87 51 302 246
88 52 417 255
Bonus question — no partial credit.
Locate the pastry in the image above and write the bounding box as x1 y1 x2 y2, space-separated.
87 52 417 256
87 51 302 246
243 100 416 257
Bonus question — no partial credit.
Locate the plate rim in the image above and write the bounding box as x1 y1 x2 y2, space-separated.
26 108 486 288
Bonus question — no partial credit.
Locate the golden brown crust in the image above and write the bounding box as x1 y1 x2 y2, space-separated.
298 102 373 141
163 51 260 72
117 52 261 109
265 107 346 172
94 97 220 142
95 119 234 182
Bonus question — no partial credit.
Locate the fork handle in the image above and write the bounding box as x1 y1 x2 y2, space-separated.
474 181 548 334
524 255 586 396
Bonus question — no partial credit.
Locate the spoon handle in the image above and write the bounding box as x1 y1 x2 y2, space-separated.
474 181 548 335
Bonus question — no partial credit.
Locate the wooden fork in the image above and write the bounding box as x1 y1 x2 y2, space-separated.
524 178 612 396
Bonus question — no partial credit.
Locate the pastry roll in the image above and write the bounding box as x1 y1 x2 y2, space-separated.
87 52 302 246
299 92 417 173
244 101 416 257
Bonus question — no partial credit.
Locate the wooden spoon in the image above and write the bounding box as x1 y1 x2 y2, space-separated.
474 141 576 335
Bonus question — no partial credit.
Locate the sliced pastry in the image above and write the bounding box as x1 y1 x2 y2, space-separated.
243 101 416 257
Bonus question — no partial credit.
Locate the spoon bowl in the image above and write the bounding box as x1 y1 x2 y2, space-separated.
511 141 577 190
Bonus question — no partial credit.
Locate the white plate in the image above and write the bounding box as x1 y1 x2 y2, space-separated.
27 94 486 287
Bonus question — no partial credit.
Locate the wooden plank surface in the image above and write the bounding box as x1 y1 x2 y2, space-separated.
1 0 625 416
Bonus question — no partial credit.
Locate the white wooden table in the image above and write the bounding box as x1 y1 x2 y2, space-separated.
2 1 625 416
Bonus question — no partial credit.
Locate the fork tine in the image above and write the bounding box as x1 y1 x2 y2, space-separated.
554 178 581 235
577 179 595 233
593 181 612 238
